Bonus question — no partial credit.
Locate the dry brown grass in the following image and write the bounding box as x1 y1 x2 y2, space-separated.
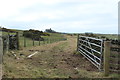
2 35 119 78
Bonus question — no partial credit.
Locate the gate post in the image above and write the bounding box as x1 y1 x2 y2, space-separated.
104 41 111 76
77 34 79 51
16 32 19 50
23 31 26 47
7 31 10 52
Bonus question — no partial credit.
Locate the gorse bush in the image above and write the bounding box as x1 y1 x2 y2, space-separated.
0 27 16 33
23 29 50 41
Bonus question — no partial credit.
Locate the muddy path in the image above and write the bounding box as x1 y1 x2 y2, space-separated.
3 36 101 78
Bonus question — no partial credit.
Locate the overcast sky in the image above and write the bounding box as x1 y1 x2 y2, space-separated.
0 0 119 34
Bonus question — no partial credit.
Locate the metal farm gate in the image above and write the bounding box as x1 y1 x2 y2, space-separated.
77 35 103 70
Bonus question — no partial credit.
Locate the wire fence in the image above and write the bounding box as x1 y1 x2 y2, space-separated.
19 35 67 48
2 31 67 54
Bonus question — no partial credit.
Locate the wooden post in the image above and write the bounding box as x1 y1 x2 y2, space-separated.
43 38 45 44
39 37 40 46
24 36 26 47
16 32 19 50
47 38 49 44
23 31 26 47
54 38 55 42
51 38 52 43
77 34 79 51
104 41 111 76
55 38 56 42
53 38 54 43
2 39 4 55
0 36 3 63
7 31 10 52
32 33 34 46
49 38 51 43
33 38 34 46
50 38 52 43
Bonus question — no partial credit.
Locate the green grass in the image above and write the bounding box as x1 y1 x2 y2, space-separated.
109 73 120 78
78 33 118 40
19 33 67 48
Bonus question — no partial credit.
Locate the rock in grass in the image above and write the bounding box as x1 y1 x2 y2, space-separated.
10 51 15 54
29 50 34 52
20 53 24 56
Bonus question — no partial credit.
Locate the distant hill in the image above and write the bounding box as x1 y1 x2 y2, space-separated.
0 27 23 33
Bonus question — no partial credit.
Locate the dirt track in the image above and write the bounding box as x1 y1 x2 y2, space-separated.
3 36 102 78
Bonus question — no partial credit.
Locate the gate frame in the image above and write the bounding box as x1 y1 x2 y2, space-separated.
77 35 103 70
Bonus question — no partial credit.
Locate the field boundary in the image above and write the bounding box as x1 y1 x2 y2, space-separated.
2 31 67 54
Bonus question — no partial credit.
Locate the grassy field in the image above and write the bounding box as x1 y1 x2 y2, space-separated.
1 29 119 78
19 33 67 48
77 33 118 40
95 34 118 39
2 35 119 78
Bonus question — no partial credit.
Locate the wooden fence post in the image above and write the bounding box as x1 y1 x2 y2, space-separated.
33 39 34 46
47 38 49 43
0 36 3 64
3 40 5 55
49 38 50 43
39 37 40 46
104 41 111 76
43 38 45 44
32 33 34 46
51 38 53 43
16 32 19 50
53 38 54 42
77 34 79 51
24 36 26 47
7 31 10 52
